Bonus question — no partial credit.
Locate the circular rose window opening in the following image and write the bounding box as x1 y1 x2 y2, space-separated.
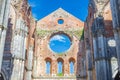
58 19 64 24
49 34 71 54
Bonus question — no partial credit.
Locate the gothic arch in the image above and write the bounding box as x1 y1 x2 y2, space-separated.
45 57 52 62
45 57 52 74
48 31 73 41
69 57 75 74
0 73 5 80
69 57 75 62
0 67 8 80
57 58 64 62
57 58 64 75
110 57 118 79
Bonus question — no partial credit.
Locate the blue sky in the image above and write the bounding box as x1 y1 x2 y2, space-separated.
49 34 71 53
28 0 89 54
28 0 89 21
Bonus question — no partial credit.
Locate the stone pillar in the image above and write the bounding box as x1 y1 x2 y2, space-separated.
95 35 107 80
25 46 33 80
0 0 11 72
92 16 112 80
11 18 28 80
64 59 68 76
85 39 93 80
113 29 120 70
51 59 57 76
110 0 120 71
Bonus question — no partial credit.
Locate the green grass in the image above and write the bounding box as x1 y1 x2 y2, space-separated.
57 73 63 76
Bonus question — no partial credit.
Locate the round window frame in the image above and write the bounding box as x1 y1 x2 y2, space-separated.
57 19 64 24
48 32 72 54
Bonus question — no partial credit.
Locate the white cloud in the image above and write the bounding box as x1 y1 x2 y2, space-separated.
50 35 66 42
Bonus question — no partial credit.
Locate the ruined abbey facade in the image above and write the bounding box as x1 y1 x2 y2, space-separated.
0 0 120 80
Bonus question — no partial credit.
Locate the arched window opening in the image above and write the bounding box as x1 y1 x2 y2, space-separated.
49 33 72 53
70 61 74 74
45 58 52 74
111 57 118 79
58 61 63 73
114 71 120 80
69 57 75 74
0 73 4 80
46 61 51 74
57 58 64 76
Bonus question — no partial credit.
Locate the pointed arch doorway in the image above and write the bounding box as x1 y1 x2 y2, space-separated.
0 73 5 80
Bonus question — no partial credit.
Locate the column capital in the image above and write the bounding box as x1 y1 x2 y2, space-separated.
0 25 8 30
113 28 120 33
92 16 105 36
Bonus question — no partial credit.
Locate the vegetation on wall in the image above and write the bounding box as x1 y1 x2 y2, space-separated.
36 29 53 37
80 29 84 40
57 73 63 76
36 28 84 39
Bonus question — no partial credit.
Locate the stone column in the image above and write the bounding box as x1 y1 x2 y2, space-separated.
92 16 112 80
0 0 11 72
110 0 120 71
64 59 69 76
25 46 33 80
95 34 107 80
113 29 120 70
11 18 28 80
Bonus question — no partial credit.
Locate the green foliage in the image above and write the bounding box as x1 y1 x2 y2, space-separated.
57 73 63 76
80 29 84 40
64 29 83 39
73 30 83 39
57 53 64 55
36 29 52 37
36 28 84 39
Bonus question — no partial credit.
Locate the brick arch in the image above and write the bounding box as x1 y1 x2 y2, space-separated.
45 57 52 74
69 57 75 74
69 57 75 62
57 58 64 75
57 57 64 62
45 57 52 62
48 31 73 42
